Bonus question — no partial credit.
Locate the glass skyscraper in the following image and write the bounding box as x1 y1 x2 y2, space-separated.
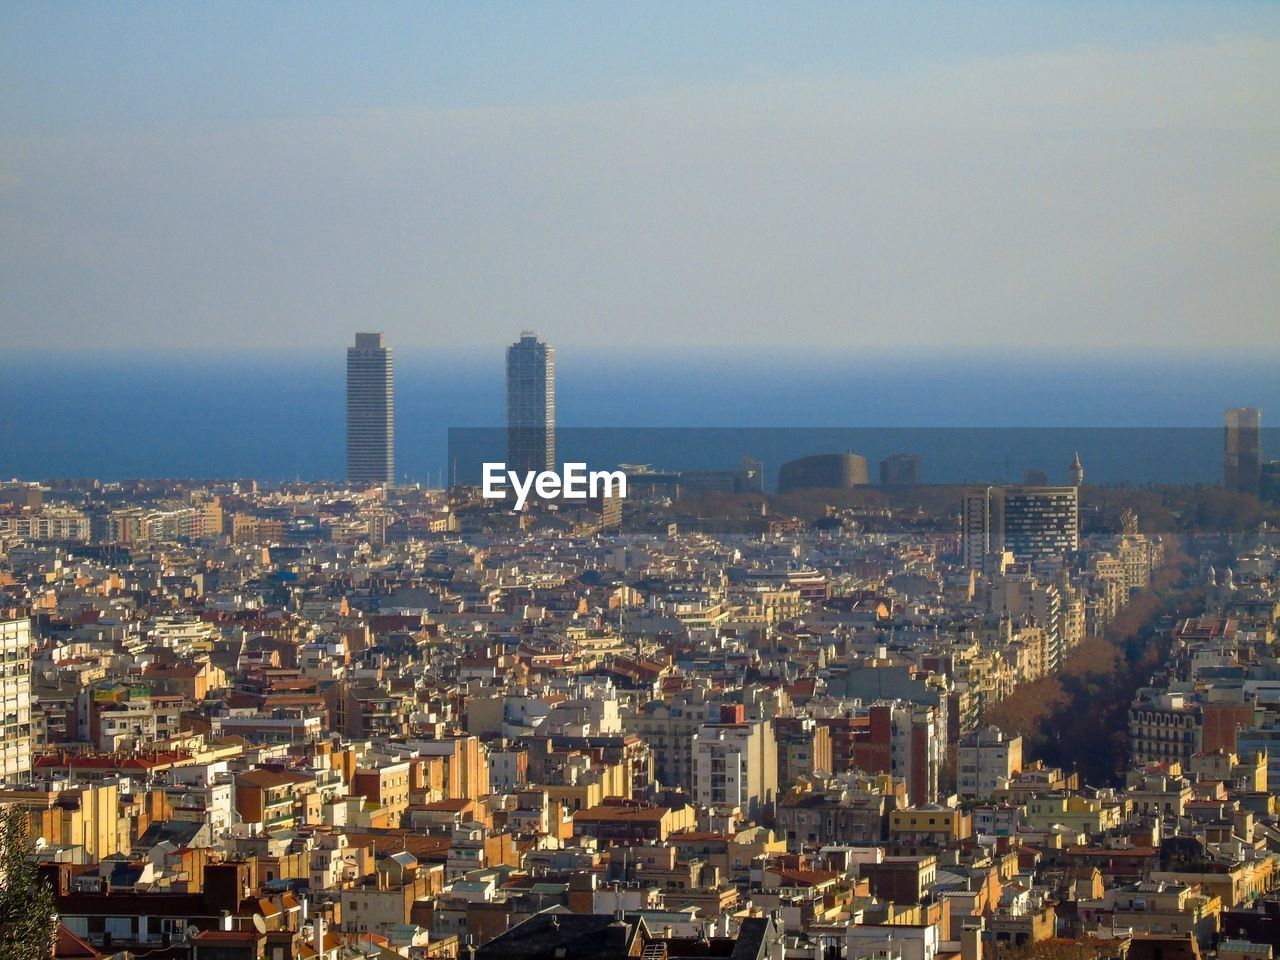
346 332 394 485
1225 407 1262 496
506 332 556 475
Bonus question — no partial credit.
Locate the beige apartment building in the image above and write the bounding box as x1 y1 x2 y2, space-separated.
0 616 33 784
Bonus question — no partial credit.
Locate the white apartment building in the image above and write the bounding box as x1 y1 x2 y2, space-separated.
692 718 778 821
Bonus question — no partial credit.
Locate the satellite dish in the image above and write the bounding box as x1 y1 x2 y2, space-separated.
253 915 267 934
185 926 200 939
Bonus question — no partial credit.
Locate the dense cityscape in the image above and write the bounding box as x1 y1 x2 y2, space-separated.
4 4 1279 960
0 330 1278 960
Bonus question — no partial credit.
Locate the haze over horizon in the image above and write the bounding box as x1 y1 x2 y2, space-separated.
2 1 1278 354
2 348 1277 483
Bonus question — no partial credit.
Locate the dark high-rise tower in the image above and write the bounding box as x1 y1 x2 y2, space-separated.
1225 407 1262 496
506 332 555 475
346 332 394 485
962 485 1079 572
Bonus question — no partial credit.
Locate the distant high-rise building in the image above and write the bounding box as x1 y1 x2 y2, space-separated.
0 617 33 784
1002 486 1079 566
346 333 394 485
962 485 1079 572
879 453 921 486
1069 452 1084 487
1225 407 1262 496
962 487 1002 572
506 332 555 475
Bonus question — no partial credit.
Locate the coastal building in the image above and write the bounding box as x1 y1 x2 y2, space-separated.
506 332 556 476
777 453 869 493
880 453 922 486
346 332 395 485
1225 407 1262 496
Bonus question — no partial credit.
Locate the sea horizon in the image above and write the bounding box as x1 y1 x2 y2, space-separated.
3 346 1277 484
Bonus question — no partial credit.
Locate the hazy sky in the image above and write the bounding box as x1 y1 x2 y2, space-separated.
2 2 1278 353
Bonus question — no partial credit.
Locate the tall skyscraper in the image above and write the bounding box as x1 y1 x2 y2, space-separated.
962 485 1079 572
0 616 33 784
1225 407 1262 496
346 333 394 485
506 332 555 475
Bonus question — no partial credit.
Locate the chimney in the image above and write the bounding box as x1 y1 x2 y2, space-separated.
719 704 745 724
961 920 984 960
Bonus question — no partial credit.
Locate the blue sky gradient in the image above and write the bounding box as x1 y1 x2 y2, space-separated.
6 2 1280 131
2 2 1277 353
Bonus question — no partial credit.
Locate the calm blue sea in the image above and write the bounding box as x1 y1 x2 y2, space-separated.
2 348 1277 486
